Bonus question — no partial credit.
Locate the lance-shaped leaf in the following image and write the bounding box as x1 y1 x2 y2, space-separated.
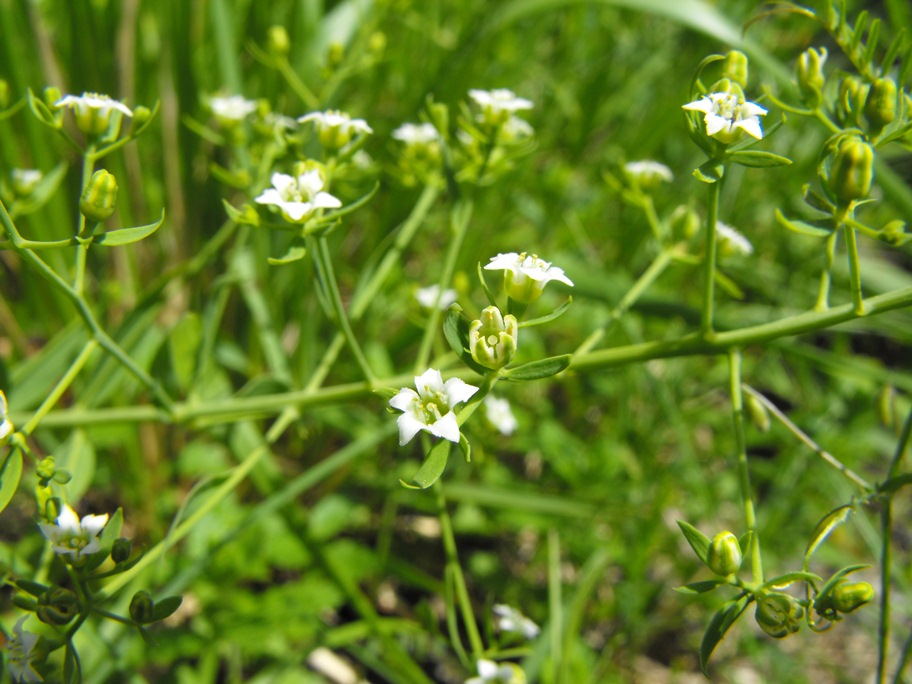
701 594 751 676
675 579 728 595
729 150 793 167
518 297 572 328
267 244 307 265
151 595 183 622
94 210 165 246
805 504 854 566
0 447 23 515
400 439 451 490
775 209 833 238
763 571 824 591
502 354 571 381
677 520 710 564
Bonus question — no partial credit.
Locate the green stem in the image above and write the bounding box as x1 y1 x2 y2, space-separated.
729 349 762 584
277 58 320 109
312 235 375 383
843 222 865 315
73 145 95 295
415 199 473 372
20 340 98 436
701 176 722 337
815 231 838 311
878 406 912 684
435 482 484 658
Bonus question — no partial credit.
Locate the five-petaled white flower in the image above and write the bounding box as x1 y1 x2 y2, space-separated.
682 92 767 143
208 95 257 122
7 617 43 683
484 396 518 436
493 604 540 639
389 369 478 446
393 123 440 145
466 659 519 684
0 390 13 441
715 221 754 256
484 252 574 304
469 89 534 115
38 504 109 560
55 92 132 136
254 170 342 223
624 160 673 187
299 110 372 148
415 285 458 310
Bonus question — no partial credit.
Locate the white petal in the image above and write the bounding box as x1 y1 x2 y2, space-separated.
80 512 109 536
389 388 419 411
443 377 479 405
682 97 713 113
312 191 342 209
741 102 768 117
736 117 764 139
703 114 729 137
397 413 425 445
476 660 499 678
429 411 461 442
484 253 521 272
297 112 324 124
282 202 312 222
414 369 445 395
56 505 81 532
254 188 283 206
271 173 296 194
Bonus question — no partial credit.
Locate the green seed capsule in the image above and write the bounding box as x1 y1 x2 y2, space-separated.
827 138 874 203
755 592 803 638
130 590 155 623
722 50 749 89
80 169 118 223
832 580 874 613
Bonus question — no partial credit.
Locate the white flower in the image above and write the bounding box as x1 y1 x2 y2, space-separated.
484 397 518 436
55 92 132 136
208 95 257 122
715 221 753 255
466 659 518 684
624 160 673 187
493 604 540 639
0 390 13 441
682 92 767 143
468 89 534 114
38 504 109 559
392 122 440 145
11 169 43 197
415 285 457 310
299 110 372 148
389 369 478 445
484 252 574 304
254 170 342 223
7 617 43 683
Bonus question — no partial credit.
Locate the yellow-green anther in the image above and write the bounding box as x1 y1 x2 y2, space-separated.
267 25 290 58
755 592 803 639
796 47 826 107
130 590 155 623
706 531 742 576
864 77 897 135
832 580 874 613
827 138 874 203
722 50 749 89
469 306 518 370
80 169 118 223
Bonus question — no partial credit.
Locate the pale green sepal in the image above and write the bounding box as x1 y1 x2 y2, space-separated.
677 520 710 564
267 244 307 265
728 150 793 167
518 297 572 328
775 209 833 238
802 184 835 214
0 447 24 515
459 433 471 463
675 579 727 595
443 304 488 376
503 354 571 381
403 439 451 489
477 261 498 308
94 209 165 246
700 594 751 676
221 199 260 226
805 504 854 566
27 88 62 129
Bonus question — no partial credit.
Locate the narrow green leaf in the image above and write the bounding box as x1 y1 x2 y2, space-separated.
477 261 498 307
729 150 793 168
805 504 854 563
458 433 471 463
0 448 23 515
763 571 824 590
56 430 96 502
169 313 202 392
267 244 307 265
675 579 727 594
700 594 750 676
802 184 835 214
27 88 61 129
677 520 711 564
94 210 165 246
151 595 183 622
407 440 451 489
518 297 573 328
775 209 833 238
503 354 571 381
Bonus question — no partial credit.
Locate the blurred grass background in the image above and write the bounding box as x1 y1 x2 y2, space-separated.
1 0 911 682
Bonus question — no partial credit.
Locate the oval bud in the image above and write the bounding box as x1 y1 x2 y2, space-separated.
706 531 742 576
832 580 874 613
878 385 896 429
755 592 803 639
12 595 38 611
111 537 133 564
722 51 749 89
745 394 771 433
837 76 868 127
267 26 290 58
469 306 519 370
38 587 79 625
80 169 119 223
130 590 155 624
43 86 62 109
796 47 826 107
128 106 152 137
826 138 874 204
864 77 897 135
51 468 72 484
36 457 56 482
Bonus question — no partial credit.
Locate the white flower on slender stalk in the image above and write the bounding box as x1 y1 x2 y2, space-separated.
493 604 540 639
11 169 43 198
484 397 518 436
55 92 132 136
715 221 754 256
298 110 372 149
254 170 342 223
38 504 109 560
682 92 767 143
208 94 257 124
389 369 479 446
0 390 13 441
7 617 43 683
466 659 521 684
484 252 574 304
415 285 458 310
624 160 673 188
393 123 440 145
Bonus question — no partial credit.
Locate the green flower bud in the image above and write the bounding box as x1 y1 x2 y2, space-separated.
831 580 874 614
36 457 56 482
0 79 8 109
51 468 72 484
706 531 742 576
43 86 62 109
111 537 133 564
837 76 868 126
43 496 61 525
670 205 700 241
745 393 771 433
80 169 118 223
826 136 874 204
267 26 290 58
864 77 897 135
130 590 155 624
796 47 827 107
469 306 519 370
755 592 803 638
722 50 749 89
878 385 896 428
880 220 908 246
128 105 153 137
38 587 79 625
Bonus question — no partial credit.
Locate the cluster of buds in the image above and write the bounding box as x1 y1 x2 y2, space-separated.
469 306 518 370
